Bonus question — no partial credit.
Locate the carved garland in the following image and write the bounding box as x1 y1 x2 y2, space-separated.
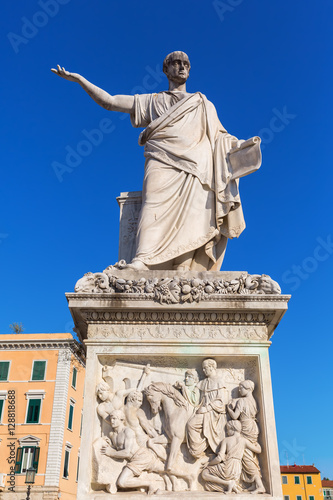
74 271 281 305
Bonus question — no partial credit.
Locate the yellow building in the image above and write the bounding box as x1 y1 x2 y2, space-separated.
281 465 324 500
322 480 333 500
0 333 85 500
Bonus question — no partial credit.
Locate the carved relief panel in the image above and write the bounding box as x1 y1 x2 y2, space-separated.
91 356 267 496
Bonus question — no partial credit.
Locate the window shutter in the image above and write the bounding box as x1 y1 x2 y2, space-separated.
76 455 80 481
32 361 46 380
64 450 69 478
33 400 41 422
68 404 74 430
72 368 77 388
27 399 41 423
27 401 33 423
15 447 23 473
33 447 40 472
0 399 4 420
0 362 9 381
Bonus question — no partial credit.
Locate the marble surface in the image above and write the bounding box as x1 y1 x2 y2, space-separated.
67 275 289 499
52 51 261 271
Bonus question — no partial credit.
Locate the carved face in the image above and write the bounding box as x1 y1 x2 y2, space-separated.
185 373 196 386
129 392 143 408
110 414 122 429
97 388 110 402
165 56 190 85
239 384 249 397
202 360 216 378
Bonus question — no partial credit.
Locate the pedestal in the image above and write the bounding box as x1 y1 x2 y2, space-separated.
68 270 289 500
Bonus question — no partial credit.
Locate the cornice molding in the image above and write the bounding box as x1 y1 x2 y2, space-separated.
0 339 85 366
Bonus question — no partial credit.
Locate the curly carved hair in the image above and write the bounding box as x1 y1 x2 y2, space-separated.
163 51 191 74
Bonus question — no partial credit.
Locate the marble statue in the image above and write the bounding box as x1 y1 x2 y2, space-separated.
96 364 150 435
100 409 165 495
201 420 261 493
52 51 261 272
186 358 227 457
174 369 201 412
227 380 266 493
124 390 158 447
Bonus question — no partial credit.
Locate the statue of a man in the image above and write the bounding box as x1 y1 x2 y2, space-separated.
52 51 260 271
186 358 227 457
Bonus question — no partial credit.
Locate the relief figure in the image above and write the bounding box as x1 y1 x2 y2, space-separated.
101 409 165 495
124 390 159 447
96 364 151 435
174 369 200 414
201 420 261 493
186 359 227 457
227 380 265 493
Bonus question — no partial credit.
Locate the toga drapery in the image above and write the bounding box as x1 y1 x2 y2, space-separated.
186 374 227 457
130 91 246 270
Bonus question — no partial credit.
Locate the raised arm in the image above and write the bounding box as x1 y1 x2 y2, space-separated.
227 400 241 420
51 65 134 113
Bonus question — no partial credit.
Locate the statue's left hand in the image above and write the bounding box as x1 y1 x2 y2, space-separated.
51 65 80 82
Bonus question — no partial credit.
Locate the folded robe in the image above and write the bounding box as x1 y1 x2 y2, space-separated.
130 91 261 270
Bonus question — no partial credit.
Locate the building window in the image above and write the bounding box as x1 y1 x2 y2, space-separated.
68 400 75 431
284 496 290 500
0 392 7 423
76 454 80 482
15 446 40 474
26 399 41 423
295 476 300 484
31 360 46 381
297 496 302 500
63 447 72 479
309 496 314 500
72 367 77 389
282 476 288 484
0 399 4 422
307 477 313 485
0 361 10 381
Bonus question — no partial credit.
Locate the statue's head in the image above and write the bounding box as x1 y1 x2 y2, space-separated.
96 381 111 401
163 51 191 84
109 409 125 428
185 369 199 386
202 358 217 377
239 379 255 396
226 419 242 436
127 390 143 407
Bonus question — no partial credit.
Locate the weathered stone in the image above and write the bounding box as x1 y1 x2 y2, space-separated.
67 283 289 499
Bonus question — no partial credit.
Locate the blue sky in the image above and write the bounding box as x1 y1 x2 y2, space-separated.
1 0 332 478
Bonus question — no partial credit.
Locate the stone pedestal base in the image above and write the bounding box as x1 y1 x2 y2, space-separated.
0 486 60 500
67 270 289 500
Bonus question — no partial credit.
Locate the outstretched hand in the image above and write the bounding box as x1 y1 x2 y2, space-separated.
51 65 79 82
